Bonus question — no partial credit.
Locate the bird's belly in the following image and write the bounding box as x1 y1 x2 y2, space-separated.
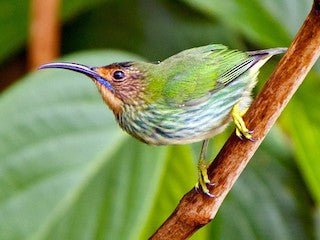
121 93 247 145
121 102 232 145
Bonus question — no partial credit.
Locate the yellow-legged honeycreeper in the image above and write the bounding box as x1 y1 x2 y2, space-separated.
39 44 286 197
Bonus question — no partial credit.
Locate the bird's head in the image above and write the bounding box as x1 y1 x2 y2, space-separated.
39 61 148 115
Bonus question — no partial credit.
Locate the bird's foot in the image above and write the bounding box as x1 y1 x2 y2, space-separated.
232 104 254 141
195 159 216 198
235 128 254 140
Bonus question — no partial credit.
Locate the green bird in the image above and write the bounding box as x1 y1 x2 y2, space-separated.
39 44 286 197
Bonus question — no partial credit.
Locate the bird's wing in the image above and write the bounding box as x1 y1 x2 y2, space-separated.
161 44 255 106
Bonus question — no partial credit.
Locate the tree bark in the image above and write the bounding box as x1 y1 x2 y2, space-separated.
150 1 320 239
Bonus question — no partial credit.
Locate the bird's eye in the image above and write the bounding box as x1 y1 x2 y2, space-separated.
113 70 125 81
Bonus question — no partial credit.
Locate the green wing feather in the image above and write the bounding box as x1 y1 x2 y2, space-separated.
153 44 252 106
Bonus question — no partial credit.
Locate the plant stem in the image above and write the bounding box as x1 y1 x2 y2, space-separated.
28 0 61 70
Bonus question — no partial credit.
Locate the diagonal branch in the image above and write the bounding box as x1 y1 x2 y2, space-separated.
150 1 320 239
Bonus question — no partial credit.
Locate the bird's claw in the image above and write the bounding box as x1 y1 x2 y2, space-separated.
194 183 216 198
236 127 254 141
195 160 216 198
232 104 254 141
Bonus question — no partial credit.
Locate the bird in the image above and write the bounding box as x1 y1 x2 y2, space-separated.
39 44 286 197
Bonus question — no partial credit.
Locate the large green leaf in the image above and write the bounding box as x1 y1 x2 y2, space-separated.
0 50 167 239
182 0 311 46
139 145 209 239
0 0 109 63
280 74 320 205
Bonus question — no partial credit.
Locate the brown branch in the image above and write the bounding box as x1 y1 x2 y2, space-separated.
150 1 320 239
28 0 61 70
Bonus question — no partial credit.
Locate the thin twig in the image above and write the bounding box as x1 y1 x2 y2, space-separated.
150 1 320 239
28 0 61 70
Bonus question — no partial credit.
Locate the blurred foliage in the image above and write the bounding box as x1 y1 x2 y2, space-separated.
182 0 310 46
0 0 319 239
0 0 112 63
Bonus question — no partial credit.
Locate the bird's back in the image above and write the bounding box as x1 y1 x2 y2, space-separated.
144 44 249 106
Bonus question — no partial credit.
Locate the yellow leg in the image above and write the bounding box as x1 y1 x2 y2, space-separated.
195 140 215 198
231 104 253 140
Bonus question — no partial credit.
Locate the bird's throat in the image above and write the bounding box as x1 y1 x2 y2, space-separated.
96 82 123 115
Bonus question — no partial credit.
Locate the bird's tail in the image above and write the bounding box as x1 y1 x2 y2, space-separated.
247 47 287 57
245 47 287 73
216 47 286 87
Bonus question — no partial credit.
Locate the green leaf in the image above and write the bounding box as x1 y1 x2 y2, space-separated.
280 74 320 206
182 0 312 47
0 50 172 239
0 0 110 63
139 145 209 239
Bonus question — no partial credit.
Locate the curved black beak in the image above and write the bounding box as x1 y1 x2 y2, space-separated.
38 62 113 91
